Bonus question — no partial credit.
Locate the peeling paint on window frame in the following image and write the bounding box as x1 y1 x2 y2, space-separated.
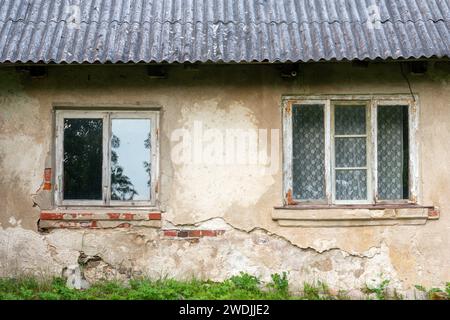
282 94 420 207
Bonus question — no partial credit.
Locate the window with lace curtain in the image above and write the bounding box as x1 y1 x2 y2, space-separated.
282 95 419 206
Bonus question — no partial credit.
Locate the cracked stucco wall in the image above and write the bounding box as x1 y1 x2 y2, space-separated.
0 62 449 296
0 225 403 297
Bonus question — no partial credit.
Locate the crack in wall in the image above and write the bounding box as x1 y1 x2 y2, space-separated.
0 223 409 294
163 216 384 259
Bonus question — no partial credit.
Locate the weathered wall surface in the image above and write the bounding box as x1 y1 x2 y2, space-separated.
0 62 449 297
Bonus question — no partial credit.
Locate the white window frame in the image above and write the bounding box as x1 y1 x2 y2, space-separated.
54 109 160 208
282 95 419 206
331 100 372 205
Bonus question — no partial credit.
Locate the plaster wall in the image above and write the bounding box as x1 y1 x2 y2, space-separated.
0 62 449 297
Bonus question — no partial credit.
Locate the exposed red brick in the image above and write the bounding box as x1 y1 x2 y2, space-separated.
200 230 218 237
123 213 134 220
117 223 132 228
107 213 121 220
178 230 189 237
44 168 52 182
43 182 52 190
189 230 202 238
148 213 162 220
162 229 225 238
163 230 178 237
40 212 64 220
38 219 155 230
428 208 440 219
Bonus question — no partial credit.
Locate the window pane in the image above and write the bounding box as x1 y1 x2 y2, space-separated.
292 104 325 200
377 105 409 200
335 170 367 200
335 105 366 135
111 119 151 201
63 119 103 200
335 137 366 168
334 104 368 201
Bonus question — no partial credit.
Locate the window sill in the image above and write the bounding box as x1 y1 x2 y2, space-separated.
38 209 162 231
272 205 439 227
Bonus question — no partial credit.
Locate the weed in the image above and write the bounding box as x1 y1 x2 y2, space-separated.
301 281 338 300
415 284 449 300
364 279 390 300
229 272 260 292
0 274 446 300
268 272 289 296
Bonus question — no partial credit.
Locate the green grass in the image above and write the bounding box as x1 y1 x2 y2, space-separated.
1 273 447 300
414 282 450 300
0 272 345 300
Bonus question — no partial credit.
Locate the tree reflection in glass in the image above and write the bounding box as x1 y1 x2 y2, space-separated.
111 119 151 201
63 119 103 200
110 134 138 200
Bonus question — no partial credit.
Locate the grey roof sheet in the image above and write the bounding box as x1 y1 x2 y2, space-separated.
0 0 449 64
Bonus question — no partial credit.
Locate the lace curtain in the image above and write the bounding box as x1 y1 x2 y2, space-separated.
377 105 409 200
334 105 367 200
292 104 325 200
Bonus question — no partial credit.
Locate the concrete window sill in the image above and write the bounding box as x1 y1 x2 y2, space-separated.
272 205 439 227
38 210 162 231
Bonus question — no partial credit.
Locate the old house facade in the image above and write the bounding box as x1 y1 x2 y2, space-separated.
0 0 449 297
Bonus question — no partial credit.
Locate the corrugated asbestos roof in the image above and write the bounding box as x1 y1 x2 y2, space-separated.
0 0 449 64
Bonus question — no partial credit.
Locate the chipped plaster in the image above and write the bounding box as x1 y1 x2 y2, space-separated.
0 62 449 296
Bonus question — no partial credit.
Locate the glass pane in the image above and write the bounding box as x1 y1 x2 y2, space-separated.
335 137 366 168
335 105 366 135
111 119 151 201
292 104 325 200
335 170 367 200
377 105 409 200
63 118 103 200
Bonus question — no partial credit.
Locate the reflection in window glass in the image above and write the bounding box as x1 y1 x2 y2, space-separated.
111 119 151 201
63 119 103 200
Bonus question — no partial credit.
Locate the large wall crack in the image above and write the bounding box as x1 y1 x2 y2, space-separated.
163 216 384 259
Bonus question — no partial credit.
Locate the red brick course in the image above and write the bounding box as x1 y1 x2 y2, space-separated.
148 213 162 220
40 212 162 221
107 213 121 219
40 212 64 220
162 229 225 239
39 211 162 230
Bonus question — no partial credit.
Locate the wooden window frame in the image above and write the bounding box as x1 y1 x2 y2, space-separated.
282 94 419 206
54 109 160 209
